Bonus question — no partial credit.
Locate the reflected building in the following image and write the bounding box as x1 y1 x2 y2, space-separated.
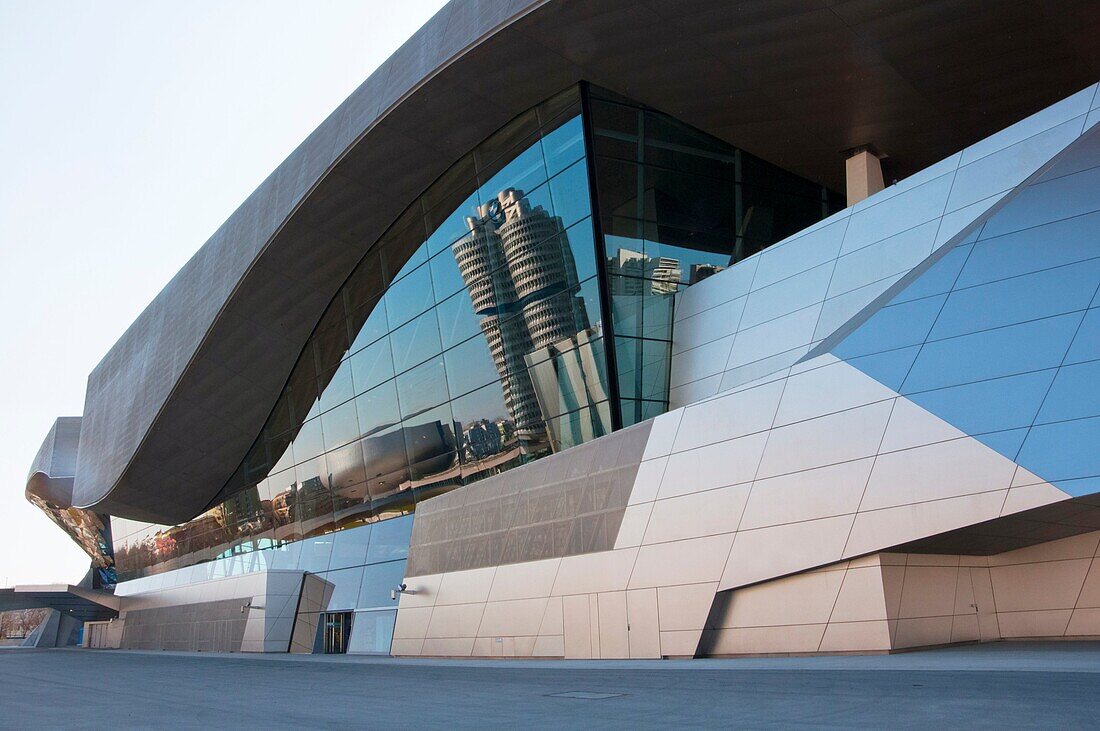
453 187 594 452
607 249 683 296
688 263 723 285
211 485 266 533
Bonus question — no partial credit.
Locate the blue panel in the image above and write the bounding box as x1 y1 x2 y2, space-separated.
385 260 435 329
348 299 389 356
444 332 499 398
269 539 303 570
837 133 1100 493
1018 415 1100 492
481 139 548 203
426 190 479 257
929 258 1100 340
329 523 373 570
1065 307 1100 365
902 313 1081 393
367 514 413 563
833 295 946 359
981 165 1100 239
1050 475 1100 498
972 428 1030 459
957 211 1100 288
293 417 326 463
841 171 954 254
358 560 408 609
435 289 482 351
428 245 470 302
549 159 592 229
395 356 450 419
843 346 921 392
891 243 973 304
907 370 1055 436
1036 360 1100 424
389 309 443 375
349 337 394 395
349 609 397 654
324 566 365 610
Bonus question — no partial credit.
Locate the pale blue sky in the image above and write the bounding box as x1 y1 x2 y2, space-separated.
0 0 447 584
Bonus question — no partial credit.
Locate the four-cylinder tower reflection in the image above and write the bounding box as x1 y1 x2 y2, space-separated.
453 188 606 453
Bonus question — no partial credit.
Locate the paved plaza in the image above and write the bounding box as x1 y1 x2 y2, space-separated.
2 642 1100 728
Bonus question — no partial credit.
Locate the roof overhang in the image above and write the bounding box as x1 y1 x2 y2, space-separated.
70 0 1100 523
0 585 120 623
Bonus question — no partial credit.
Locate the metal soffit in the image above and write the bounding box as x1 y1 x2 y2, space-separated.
72 0 1100 522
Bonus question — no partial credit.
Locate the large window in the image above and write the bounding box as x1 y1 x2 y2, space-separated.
110 84 842 586
112 87 610 582
588 87 844 425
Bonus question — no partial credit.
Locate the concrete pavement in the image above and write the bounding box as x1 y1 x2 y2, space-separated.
1 642 1098 728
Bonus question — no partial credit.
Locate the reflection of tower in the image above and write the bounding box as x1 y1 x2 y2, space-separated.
452 205 541 439
453 188 588 448
497 190 584 349
607 248 682 295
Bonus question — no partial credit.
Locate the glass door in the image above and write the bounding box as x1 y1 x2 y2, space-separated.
323 612 351 654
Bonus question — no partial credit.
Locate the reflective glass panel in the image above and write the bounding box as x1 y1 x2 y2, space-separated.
589 86 842 425
358 560 408 608
111 84 841 584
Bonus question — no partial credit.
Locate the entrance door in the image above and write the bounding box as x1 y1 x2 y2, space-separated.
323 612 352 654
968 568 1000 642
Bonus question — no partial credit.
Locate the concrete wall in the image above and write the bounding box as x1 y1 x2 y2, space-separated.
396 348 1074 658
394 423 660 658
114 570 307 652
83 620 124 649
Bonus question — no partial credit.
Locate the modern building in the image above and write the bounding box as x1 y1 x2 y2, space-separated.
13 0 1100 657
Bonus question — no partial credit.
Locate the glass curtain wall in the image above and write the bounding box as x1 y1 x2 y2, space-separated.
110 84 843 586
112 86 611 582
587 86 845 426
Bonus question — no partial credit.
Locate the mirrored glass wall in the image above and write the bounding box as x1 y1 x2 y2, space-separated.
112 87 610 582
588 87 845 426
111 84 842 584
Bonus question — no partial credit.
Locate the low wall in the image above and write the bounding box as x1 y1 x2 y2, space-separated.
114 570 312 652
700 529 1100 656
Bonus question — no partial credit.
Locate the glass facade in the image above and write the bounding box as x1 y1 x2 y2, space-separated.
115 516 412 655
112 87 605 584
587 87 844 425
111 84 841 602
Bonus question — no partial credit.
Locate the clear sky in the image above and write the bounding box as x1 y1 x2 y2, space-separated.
0 0 448 585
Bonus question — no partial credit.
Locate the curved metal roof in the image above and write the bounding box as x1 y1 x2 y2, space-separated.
71 0 1100 523
27 417 81 507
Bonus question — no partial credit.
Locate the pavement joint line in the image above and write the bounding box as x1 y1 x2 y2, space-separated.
6 640 1100 673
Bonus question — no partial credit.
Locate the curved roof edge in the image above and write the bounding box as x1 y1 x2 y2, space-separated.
26 417 115 570
73 0 548 522
27 416 81 505
70 0 1100 523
